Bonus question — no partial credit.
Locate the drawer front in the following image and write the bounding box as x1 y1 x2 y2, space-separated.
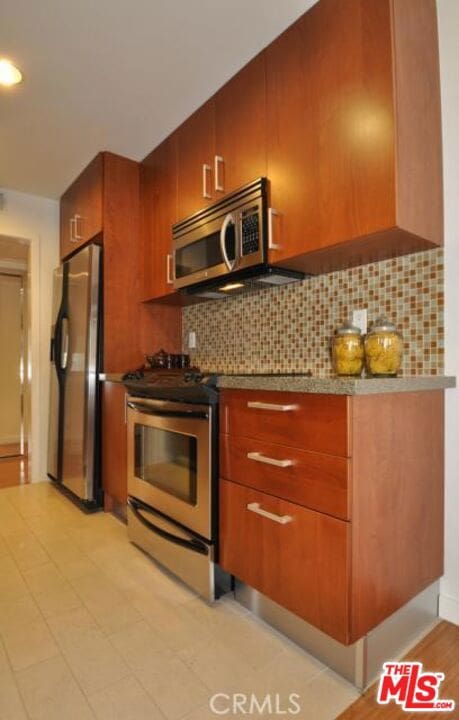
220 390 350 457
220 434 349 520
220 479 350 643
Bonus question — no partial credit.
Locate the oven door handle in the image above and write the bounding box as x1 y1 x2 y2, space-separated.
127 401 208 419
128 498 209 556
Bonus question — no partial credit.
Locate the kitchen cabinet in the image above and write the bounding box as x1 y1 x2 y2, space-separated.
60 154 103 258
266 0 442 273
219 388 444 645
214 53 267 195
102 381 127 518
141 137 178 300
220 479 350 643
142 0 441 300
176 100 215 220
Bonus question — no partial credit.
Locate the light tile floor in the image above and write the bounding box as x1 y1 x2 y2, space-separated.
0 481 359 719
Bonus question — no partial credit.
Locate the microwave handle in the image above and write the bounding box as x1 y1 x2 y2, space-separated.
220 213 237 271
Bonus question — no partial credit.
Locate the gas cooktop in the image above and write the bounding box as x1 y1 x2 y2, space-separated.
122 368 219 404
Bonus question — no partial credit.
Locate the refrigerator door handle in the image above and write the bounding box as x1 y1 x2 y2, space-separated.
60 317 70 370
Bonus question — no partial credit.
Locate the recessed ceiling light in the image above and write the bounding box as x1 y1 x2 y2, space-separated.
0 59 23 87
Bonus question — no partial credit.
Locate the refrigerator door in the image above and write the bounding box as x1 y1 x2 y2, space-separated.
47 266 65 481
61 245 101 501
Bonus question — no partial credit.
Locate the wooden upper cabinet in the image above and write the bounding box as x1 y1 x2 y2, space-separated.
60 154 103 259
214 53 267 195
266 0 442 273
141 136 178 300
176 100 215 220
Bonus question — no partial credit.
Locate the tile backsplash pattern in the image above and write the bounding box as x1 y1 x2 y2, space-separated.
182 249 444 377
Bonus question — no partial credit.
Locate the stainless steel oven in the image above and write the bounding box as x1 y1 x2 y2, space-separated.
126 396 228 600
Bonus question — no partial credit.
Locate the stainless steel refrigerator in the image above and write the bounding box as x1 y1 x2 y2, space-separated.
47 244 102 508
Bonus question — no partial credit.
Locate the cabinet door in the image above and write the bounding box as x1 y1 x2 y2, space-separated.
60 154 104 259
176 100 215 219
214 53 267 195
220 479 350 643
266 0 395 265
102 382 128 516
141 137 178 300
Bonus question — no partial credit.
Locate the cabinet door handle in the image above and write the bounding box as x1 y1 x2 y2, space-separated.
69 217 78 243
214 155 224 192
247 452 293 468
247 401 298 412
268 207 281 250
166 253 175 285
247 502 292 525
73 214 83 240
202 164 212 199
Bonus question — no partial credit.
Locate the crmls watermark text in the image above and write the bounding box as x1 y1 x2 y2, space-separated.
209 693 301 715
377 662 455 712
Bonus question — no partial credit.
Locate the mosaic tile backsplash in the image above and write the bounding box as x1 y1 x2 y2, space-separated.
182 249 444 377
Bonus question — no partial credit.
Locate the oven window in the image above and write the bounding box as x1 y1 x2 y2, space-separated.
175 226 235 279
134 424 197 505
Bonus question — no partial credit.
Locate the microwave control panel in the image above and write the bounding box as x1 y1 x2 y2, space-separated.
241 211 260 256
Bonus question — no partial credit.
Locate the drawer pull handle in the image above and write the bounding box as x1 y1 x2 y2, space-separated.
247 452 293 468
247 401 298 412
247 502 292 525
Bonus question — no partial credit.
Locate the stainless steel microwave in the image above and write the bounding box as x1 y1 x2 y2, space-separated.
172 178 304 297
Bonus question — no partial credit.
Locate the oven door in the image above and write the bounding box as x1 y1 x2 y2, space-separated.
127 398 212 540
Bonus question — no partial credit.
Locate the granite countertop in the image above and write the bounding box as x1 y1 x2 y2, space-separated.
100 371 455 395
217 375 456 395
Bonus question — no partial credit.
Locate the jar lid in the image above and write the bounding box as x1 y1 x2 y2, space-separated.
335 321 361 336
370 316 397 333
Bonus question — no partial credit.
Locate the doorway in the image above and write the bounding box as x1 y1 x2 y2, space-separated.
0 236 29 486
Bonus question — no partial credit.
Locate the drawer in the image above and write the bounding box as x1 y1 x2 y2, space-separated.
220 389 350 457
220 434 349 520
220 479 350 643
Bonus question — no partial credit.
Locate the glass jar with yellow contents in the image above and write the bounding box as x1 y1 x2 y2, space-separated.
331 322 364 377
364 317 403 377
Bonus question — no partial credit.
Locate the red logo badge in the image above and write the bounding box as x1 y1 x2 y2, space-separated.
377 662 455 712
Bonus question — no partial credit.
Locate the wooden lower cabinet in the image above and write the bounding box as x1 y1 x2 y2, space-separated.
102 382 128 518
219 389 445 646
220 479 350 643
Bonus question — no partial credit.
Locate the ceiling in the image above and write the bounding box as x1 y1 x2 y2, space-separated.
0 0 316 199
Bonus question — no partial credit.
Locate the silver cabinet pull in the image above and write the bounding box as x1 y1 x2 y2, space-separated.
166 253 175 285
73 214 83 240
268 207 281 250
247 502 292 525
69 217 78 243
202 164 212 199
214 155 224 192
247 452 293 468
247 401 298 412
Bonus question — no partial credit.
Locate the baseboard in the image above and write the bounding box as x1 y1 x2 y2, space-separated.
439 593 459 625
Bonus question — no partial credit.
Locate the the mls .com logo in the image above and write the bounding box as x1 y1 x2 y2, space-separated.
377 662 455 712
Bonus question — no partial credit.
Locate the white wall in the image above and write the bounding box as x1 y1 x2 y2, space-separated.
0 189 59 481
438 0 459 625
